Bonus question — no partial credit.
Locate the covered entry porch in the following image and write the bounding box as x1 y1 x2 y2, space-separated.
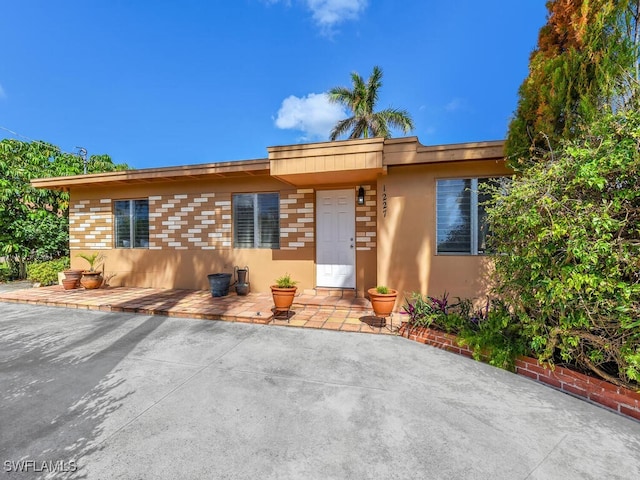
269 137 383 296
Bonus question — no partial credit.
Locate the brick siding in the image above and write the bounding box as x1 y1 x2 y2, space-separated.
69 186 378 254
69 198 112 250
355 184 376 251
279 189 315 250
148 193 231 250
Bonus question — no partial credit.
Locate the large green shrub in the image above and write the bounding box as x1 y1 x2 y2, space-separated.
488 111 640 389
26 257 70 286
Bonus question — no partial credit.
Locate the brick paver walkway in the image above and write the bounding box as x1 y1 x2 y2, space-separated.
0 285 400 335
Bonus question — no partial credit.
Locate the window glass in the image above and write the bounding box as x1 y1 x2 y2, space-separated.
114 200 132 248
436 179 472 253
114 199 149 249
233 193 279 248
133 200 149 248
257 193 280 248
233 194 255 248
436 178 505 255
477 178 496 254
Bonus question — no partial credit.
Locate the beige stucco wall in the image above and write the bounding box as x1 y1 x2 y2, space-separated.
69 176 309 292
58 137 509 299
376 159 511 301
69 176 378 295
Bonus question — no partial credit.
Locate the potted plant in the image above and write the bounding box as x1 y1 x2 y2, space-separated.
367 285 398 318
62 268 83 288
270 273 298 316
77 253 105 289
61 277 79 290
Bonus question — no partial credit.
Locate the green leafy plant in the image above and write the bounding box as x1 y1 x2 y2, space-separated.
375 285 390 294
275 273 297 289
401 293 527 371
401 292 464 333
26 257 70 286
457 299 527 371
0 262 13 282
488 111 640 388
401 292 432 327
505 1 638 168
76 253 105 272
0 139 128 279
328 65 414 140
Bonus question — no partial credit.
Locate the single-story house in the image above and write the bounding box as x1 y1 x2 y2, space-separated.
32 136 511 300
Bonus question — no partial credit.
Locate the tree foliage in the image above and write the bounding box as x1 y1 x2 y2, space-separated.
488 111 640 389
0 139 129 279
328 66 414 140
506 0 640 168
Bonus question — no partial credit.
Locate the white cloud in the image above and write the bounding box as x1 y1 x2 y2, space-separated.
266 0 368 31
307 0 368 28
275 92 347 139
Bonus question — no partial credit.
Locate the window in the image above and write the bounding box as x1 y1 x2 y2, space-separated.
114 199 149 248
233 193 280 248
436 178 504 254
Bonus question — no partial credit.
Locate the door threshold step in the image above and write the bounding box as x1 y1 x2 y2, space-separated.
304 288 357 298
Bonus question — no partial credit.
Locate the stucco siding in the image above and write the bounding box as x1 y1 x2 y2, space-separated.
50 137 509 298
376 159 511 301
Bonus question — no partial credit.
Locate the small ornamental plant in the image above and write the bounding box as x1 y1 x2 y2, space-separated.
275 273 297 289
76 253 104 272
401 293 526 371
272 273 298 315
375 285 389 294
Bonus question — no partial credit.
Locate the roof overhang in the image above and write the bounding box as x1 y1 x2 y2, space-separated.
31 158 270 191
30 137 507 192
383 137 505 165
268 137 386 186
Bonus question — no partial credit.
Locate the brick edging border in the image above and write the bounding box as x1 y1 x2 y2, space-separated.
399 324 640 422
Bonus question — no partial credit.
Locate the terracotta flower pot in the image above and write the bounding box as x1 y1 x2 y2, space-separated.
367 288 398 318
63 269 83 288
81 272 103 289
270 286 297 313
61 278 78 290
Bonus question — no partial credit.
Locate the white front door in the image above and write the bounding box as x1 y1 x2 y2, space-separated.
316 189 356 288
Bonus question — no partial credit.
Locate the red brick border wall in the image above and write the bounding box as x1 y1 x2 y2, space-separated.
400 324 640 422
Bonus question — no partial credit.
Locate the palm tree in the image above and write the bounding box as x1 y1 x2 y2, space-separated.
328 66 414 141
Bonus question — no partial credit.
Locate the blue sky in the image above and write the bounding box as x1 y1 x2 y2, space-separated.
1 1 548 169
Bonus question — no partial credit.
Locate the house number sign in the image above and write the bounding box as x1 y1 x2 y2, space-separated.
382 184 387 218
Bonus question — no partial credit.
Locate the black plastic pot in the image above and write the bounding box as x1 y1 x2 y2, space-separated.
207 273 232 297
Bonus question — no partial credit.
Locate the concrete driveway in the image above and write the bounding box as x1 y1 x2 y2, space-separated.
1 303 639 480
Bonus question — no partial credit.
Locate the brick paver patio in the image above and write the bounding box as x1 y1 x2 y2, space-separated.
0 285 400 335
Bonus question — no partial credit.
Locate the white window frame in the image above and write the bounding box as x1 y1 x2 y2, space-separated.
114 199 149 249
232 193 280 249
436 177 497 255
